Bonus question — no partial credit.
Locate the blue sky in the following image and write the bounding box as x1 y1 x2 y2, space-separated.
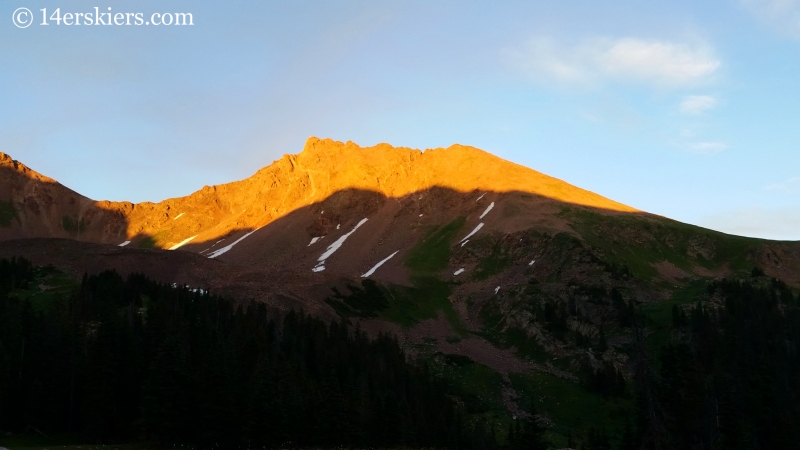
2 0 799 240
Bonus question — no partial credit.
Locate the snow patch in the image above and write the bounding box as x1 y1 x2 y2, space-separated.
458 223 484 243
207 229 259 258
479 202 494 219
168 235 197 250
419 214 423 217
118 240 130 247
201 239 226 253
170 283 207 295
313 218 368 272
308 236 321 246
361 251 399 277
494 286 500 294
173 213 184 220
454 268 465 276
337 224 340 230
460 240 470 247
476 193 486 202
529 259 536 266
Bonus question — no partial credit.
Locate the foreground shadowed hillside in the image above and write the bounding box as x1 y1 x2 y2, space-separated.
0 261 484 448
2 258 799 449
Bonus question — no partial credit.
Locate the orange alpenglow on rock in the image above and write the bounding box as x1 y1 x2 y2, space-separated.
0 138 637 252
291 137 637 212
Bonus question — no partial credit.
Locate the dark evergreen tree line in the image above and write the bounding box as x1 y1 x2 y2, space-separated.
639 276 800 450
8 255 799 450
0 258 495 448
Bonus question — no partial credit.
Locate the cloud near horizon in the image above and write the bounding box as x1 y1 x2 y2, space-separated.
700 206 800 241
687 141 728 154
680 95 717 114
766 176 800 193
503 37 721 87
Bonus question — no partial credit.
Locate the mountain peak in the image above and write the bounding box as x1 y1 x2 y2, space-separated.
0 138 638 251
0 152 57 184
291 137 637 213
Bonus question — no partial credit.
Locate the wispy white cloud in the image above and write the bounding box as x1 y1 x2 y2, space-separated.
700 207 800 240
741 0 800 39
680 95 717 114
502 38 589 84
766 176 800 192
503 37 721 87
597 39 720 85
687 141 728 154
674 124 726 155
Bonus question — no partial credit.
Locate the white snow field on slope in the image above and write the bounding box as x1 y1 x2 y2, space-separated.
454 268 465 275
479 202 494 219
207 229 259 259
476 192 486 202
308 236 321 246
173 212 185 220
118 240 131 247
200 239 227 254
168 235 197 250
312 218 368 272
459 223 484 244
361 250 399 277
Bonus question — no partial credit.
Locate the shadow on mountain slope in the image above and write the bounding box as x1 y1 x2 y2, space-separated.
175 185 800 287
3 184 799 318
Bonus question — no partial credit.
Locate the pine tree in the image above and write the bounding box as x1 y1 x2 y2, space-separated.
566 430 577 448
619 421 637 450
512 405 549 450
596 325 608 354
582 427 610 450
